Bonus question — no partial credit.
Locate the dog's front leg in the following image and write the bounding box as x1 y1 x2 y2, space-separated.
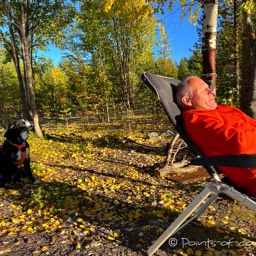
24 159 40 185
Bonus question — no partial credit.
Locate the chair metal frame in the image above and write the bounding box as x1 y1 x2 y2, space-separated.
141 72 256 256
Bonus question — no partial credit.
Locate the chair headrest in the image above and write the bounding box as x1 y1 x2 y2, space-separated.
141 72 181 123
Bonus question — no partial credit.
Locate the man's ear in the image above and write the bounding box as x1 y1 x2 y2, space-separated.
181 96 192 107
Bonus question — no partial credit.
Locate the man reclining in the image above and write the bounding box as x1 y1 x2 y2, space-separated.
175 76 256 197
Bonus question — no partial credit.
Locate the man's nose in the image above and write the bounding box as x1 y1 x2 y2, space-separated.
208 88 216 95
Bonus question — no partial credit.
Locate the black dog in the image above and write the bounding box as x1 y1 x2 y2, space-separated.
0 119 39 188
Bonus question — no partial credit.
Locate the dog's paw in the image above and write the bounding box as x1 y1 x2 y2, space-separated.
33 180 40 185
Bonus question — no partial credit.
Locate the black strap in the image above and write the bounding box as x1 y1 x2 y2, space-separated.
191 154 256 168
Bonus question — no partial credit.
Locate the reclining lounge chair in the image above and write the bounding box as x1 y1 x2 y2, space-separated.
141 72 256 256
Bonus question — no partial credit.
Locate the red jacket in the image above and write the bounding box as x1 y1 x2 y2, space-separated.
183 105 256 196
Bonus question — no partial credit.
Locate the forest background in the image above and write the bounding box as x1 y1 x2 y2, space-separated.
0 0 255 134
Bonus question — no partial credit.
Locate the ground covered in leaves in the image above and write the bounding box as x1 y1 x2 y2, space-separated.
0 114 255 256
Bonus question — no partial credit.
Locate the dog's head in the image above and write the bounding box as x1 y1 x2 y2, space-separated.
4 119 33 141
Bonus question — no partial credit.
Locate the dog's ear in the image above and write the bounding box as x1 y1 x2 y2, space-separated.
4 123 15 137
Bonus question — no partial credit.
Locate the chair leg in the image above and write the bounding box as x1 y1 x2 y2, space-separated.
147 183 218 256
220 184 256 211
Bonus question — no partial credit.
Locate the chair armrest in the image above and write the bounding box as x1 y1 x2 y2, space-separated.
190 154 256 168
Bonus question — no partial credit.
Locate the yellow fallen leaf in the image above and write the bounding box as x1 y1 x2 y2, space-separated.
176 201 186 208
27 227 34 232
0 221 6 227
143 192 150 197
142 225 150 231
238 228 247 234
195 250 202 256
134 211 141 219
187 248 194 255
51 237 57 244
107 236 115 241
41 246 48 252
208 205 216 211
228 250 238 256
12 218 20 224
205 220 215 228
113 232 120 237
1 248 12 254
27 209 33 214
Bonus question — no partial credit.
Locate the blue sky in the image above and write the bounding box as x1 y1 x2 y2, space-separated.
159 11 198 63
156 1 199 63
41 2 199 65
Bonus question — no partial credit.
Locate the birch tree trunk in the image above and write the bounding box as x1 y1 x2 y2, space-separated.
202 0 218 90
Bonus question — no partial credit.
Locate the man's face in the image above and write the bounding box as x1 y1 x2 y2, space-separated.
182 77 217 110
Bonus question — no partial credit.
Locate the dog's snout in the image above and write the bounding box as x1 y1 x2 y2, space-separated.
25 120 33 126
21 119 33 127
